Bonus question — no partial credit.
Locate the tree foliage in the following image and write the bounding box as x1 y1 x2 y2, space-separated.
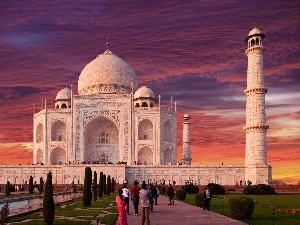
5 181 11 197
183 183 199 194
175 189 187 200
93 171 97 201
111 178 115 193
106 175 111 196
99 172 103 198
39 177 44 193
29 176 34 194
243 184 276 195
103 174 107 196
83 167 92 206
207 183 226 195
43 172 54 225
0 203 9 225
229 196 254 219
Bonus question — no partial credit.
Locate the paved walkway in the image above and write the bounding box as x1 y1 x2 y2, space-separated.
124 196 246 225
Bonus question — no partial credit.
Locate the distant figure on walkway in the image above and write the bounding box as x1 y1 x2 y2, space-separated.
167 184 175 205
152 184 159 205
139 182 151 225
131 180 140 216
203 186 212 210
148 184 155 211
122 184 130 215
116 189 128 225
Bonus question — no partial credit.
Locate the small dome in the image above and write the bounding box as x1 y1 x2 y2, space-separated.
248 27 262 36
56 87 71 100
78 49 138 95
183 113 191 120
134 86 155 99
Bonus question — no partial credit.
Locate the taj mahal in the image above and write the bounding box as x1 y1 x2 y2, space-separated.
0 27 272 186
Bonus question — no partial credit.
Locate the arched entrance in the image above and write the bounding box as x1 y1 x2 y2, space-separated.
138 147 153 165
51 147 66 165
84 116 119 163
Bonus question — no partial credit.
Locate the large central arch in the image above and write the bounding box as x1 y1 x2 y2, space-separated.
84 116 119 163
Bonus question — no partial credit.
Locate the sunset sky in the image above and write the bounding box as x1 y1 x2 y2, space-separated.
0 1 299 184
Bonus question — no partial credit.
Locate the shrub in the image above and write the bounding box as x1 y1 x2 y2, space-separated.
176 189 187 200
229 196 254 219
5 181 10 197
111 178 115 192
43 172 54 225
83 167 92 206
158 186 166 195
195 192 204 208
243 184 276 195
207 183 226 195
93 171 97 201
39 177 44 193
99 172 103 198
184 183 199 194
106 175 111 196
0 203 9 225
29 176 34 194
103 174 106 196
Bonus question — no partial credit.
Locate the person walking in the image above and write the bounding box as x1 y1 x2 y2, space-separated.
122 184 130 215
167 184 175 205
130 180 140 216
139 182 151 225
116 189 128 225
151 184 159 205
203 186 212 210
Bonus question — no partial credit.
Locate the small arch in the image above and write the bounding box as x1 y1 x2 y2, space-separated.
61 103 67 108
150 103 154 107
255 38 259 45
56 104 59 109
163 121 172 142
138 147 153 165
51 120 66 141
163 148 172 164
36 149 43 164
141 102 148 107
50 147 66 165
36 123 43 143
135 103 140 107
251 39 255 47
138 119 153 140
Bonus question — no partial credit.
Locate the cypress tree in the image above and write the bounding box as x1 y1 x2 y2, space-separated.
106 175 111 196
29 176 34 194
93 171 97 201
111 178 115 193
5 181 10 196
83 167 92 206
39 177 44 193
99 172 103 198
103 174 106 196
43 172 54 225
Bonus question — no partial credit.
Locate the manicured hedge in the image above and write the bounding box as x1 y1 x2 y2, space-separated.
184 183 199 194
176 189 187 200
229 196 254 219
243 184 276 195
207 183 226 195
195 192 204 208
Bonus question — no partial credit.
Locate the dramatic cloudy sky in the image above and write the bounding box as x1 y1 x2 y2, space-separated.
0 0 299 184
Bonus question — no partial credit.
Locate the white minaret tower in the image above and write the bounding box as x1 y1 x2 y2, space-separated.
182 114 192 165
244 26 271 184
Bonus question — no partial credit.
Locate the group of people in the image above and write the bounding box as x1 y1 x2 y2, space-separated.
115 181 213 225
115 181 160 225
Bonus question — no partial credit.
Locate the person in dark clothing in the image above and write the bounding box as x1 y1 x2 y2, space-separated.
167 184 175 205
203 186 212 210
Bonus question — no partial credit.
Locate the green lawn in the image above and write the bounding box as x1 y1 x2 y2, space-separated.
8 193 118 225
182 194 300 225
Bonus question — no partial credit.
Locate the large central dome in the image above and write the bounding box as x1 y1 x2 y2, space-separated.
78 49 138 95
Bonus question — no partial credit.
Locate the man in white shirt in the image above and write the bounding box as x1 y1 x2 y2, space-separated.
122 183 130 214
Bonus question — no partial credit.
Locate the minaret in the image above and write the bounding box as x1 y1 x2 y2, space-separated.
182 114 192 165
244 27 270 184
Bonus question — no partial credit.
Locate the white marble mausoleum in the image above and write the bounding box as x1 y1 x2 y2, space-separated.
0 27 272 186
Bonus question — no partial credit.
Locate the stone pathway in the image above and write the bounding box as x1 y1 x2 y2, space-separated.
124 196 247 225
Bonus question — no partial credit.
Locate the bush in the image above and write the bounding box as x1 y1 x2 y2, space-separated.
83 167 92 206
207 183 226 195
43 172 54 225
195 192 204 208
0 203 9 225
243 184 276 195
5 181 10 197
158 186 166 195
229 196 254 220
176 189 187 200
184 183 199 194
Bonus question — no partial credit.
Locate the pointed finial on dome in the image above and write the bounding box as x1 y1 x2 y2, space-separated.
106 38 110 50
253 22 256 28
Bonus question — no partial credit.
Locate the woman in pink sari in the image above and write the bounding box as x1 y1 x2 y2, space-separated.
116 189 128 225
